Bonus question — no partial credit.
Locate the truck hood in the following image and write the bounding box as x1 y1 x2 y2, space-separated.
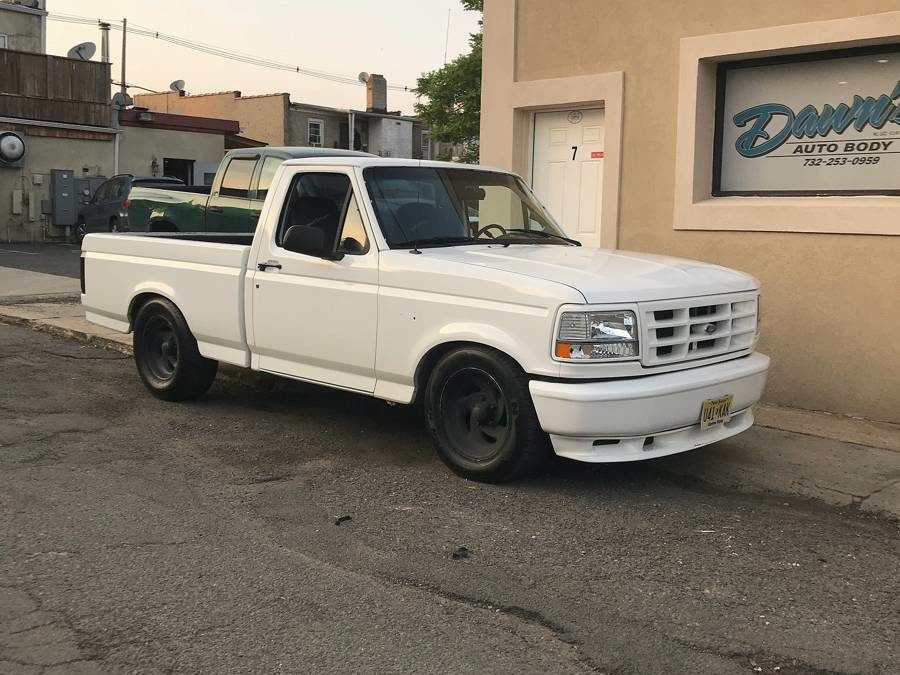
420 245 758 303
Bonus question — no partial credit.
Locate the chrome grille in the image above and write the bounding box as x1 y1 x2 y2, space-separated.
639 292 758 367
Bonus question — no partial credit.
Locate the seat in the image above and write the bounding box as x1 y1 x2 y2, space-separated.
287 196 341 248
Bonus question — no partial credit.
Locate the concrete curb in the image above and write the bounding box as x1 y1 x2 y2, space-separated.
0 292 81 306
0 310 132 355
0 305 261 385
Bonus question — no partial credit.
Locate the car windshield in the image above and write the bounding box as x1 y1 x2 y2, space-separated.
363 166 575 249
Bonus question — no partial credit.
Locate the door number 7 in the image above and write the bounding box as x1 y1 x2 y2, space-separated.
571 146 578 160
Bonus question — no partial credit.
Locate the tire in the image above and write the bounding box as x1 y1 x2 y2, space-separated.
132 297 218 401
424 347 549 482
75 219 87 244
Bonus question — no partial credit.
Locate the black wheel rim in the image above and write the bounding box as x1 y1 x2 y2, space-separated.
439 367 511 463
142 315 179 381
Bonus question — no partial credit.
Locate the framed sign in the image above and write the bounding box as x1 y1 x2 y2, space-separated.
713 44 900 196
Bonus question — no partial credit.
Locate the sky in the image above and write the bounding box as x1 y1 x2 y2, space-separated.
45 0 481 115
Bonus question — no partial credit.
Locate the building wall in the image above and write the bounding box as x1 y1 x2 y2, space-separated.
0 126 112 242
0 5 43 53
368 117 413 158
481 0 900 422
285 107 347 149
134 91 288 146
118 127 225 178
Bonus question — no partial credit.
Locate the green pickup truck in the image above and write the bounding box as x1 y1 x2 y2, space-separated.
127 147 372 233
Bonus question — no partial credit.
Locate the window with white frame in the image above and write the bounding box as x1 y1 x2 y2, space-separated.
307 119 324 147
0 34 8 50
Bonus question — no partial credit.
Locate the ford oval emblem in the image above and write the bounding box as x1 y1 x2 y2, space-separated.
704 323 717 335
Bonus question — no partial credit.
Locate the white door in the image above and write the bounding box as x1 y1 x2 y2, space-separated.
250 170 378 393
531 109 605 248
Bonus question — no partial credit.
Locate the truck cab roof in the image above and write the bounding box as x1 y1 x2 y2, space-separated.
225 147 375 161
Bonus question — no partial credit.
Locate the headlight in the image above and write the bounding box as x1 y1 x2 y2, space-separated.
555 310 639 360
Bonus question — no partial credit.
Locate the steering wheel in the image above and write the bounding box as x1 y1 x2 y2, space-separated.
475 223 508 239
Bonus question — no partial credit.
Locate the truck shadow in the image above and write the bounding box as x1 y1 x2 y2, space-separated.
194 371 736 499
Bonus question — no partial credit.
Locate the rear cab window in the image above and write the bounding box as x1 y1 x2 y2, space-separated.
254 156 284 201
219 158 256 198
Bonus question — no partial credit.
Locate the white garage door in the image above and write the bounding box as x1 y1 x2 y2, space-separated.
531 108 605 248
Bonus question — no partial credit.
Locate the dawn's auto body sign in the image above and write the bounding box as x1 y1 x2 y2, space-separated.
715 47 900 195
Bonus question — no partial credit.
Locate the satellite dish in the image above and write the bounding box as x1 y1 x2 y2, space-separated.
357 72 370 84
111 92 133 109
67 42 97 61
169 79 186 93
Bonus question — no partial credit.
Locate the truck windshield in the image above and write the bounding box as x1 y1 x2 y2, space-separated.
363 166 577 249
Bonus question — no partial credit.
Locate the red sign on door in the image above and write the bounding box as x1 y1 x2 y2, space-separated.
591 151 605 159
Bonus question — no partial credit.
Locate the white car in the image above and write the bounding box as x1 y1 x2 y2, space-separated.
80 156 769 481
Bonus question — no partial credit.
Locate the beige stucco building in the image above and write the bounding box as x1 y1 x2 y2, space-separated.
134 83 434 160
480 0 900 422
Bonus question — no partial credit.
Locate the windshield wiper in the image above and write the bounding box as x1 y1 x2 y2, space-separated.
392 235 481 250
495 230 581 246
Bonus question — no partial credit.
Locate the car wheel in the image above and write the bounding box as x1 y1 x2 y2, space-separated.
424 347 549 482
75 219 87 244
133 297 218 401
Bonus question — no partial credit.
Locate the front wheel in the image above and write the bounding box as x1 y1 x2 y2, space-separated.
424 347 549 482
133 297 217 401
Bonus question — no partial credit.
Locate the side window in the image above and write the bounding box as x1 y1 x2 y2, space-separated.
113 179 129 200
94 181 112 202
219 158 256 198
255 157 283 200
337 192 369 255
307 119 323 147
277 173 369 255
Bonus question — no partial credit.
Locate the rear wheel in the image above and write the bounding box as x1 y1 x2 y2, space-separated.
425 347 549 482
133 297 217 401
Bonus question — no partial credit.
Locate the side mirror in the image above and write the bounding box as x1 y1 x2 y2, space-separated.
282 225 344 261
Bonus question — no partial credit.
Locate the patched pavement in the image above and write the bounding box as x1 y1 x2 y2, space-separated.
1 323 898 675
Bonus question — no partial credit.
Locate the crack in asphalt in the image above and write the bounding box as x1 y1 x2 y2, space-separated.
39 349 129 361
667 634 855 675
369 574 608 674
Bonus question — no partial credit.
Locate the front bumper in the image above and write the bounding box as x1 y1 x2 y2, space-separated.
529 352 769 462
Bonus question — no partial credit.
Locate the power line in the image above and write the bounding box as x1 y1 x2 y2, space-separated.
47 13 414 92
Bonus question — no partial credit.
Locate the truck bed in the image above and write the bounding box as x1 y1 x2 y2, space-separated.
121 232 254 245
81 233 253 367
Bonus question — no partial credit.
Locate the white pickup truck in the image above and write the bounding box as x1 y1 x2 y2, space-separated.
81 156 769 481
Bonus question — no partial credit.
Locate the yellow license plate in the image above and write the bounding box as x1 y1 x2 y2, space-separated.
700 395 734 429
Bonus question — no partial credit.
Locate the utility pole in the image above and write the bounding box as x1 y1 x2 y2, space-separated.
120 18 127 96
443 8 451 64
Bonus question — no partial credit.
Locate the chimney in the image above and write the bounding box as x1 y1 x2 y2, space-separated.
366 74 387 114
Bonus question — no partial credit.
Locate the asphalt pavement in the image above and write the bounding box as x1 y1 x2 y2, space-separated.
1 323 898 675
0 244 81 279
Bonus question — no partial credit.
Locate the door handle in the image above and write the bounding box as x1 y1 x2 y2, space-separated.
208 206 224 213
257 260 282 271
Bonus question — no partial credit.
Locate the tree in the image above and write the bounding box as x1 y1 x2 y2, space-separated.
415 0 483 163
